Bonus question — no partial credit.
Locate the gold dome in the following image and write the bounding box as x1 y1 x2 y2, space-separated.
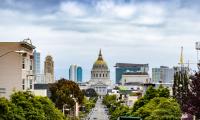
92 49 108 69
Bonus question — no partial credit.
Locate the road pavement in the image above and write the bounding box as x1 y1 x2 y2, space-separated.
86 98 109 120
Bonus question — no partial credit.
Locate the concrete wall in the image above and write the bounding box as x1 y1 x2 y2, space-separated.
121 74 149 85
32 89 47 97
0 43 22 98
0 42 34 98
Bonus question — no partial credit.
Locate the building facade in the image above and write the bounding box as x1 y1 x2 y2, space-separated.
44 55 54 83
69 65 82 83
115 63 149 84
152 66 174 83
89 50 111 96
33 50 40 75
33 50 41 83
77 66 82 82
0 39 35 98
121 72 149 85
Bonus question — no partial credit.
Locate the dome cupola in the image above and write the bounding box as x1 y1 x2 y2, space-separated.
92 49 108 69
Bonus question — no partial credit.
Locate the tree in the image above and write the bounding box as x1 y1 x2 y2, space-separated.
0 97 25 120
134 97 181 120
37 97 65 120
103 95 117 107
11 91 46 120
173 70 189 112
132 85 170 113
185 72 200 118
81 97 96 113
103 94 131 120
49 78 84 110
157 85 170 98
131 97 147 113
110 105 130 120
144 86 158 100
0 91 65 120
84 88 98 98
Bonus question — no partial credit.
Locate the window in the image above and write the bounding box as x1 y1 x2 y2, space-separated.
0 88 6 94
96 74 98 77
103 74 104 77
22 58 25 69
99 74 101 77
30 79 32 89
30 59 33 70
22 79 25 90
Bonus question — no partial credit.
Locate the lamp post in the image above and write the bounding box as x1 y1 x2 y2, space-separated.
0 50 26 58
63 104 70 115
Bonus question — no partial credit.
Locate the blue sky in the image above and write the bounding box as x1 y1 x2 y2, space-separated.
0 0 199 82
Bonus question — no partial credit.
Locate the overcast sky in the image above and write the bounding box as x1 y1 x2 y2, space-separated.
0 0 199 82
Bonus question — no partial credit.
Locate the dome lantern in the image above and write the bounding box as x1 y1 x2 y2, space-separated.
92 49 108 70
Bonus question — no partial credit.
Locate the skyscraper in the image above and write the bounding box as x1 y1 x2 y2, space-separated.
115 63 149 84
33 50 41 83
77 66 82 82
44 55 54 83
69 65 82 83
33 50 40 74
152 66 174 83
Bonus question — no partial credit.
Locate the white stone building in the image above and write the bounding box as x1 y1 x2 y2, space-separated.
88 50 112 96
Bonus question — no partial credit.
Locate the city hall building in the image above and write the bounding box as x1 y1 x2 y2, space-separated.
88 50 112 96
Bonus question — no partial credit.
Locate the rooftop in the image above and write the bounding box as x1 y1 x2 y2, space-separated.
115 63 148 67
123 72 148 75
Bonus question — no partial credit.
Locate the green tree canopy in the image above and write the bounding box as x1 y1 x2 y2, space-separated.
0 97 25 120
83 88 98 98
49 78 84 110
131 85 170 113
0 91 65 120
134 97 181 120
102 94 117 108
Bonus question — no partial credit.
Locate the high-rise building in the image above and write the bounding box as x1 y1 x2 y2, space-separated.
44 55 54 83
115 63 149 84
33 50 41 83
69 65 76 81
0 39 35 98
33 50 40 74
77 66 82 82
69 65 82 83
152 66 174 83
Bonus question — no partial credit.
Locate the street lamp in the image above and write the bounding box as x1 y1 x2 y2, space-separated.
63 104 70 115
0 50 26 58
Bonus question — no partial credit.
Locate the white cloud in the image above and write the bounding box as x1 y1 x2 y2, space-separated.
96 1 136 19
0 0 199 81
59 2 86 17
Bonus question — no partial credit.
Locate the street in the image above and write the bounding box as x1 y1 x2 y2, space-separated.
86 98 109 120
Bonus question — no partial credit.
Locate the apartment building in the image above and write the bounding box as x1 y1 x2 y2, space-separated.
0 39 35 98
